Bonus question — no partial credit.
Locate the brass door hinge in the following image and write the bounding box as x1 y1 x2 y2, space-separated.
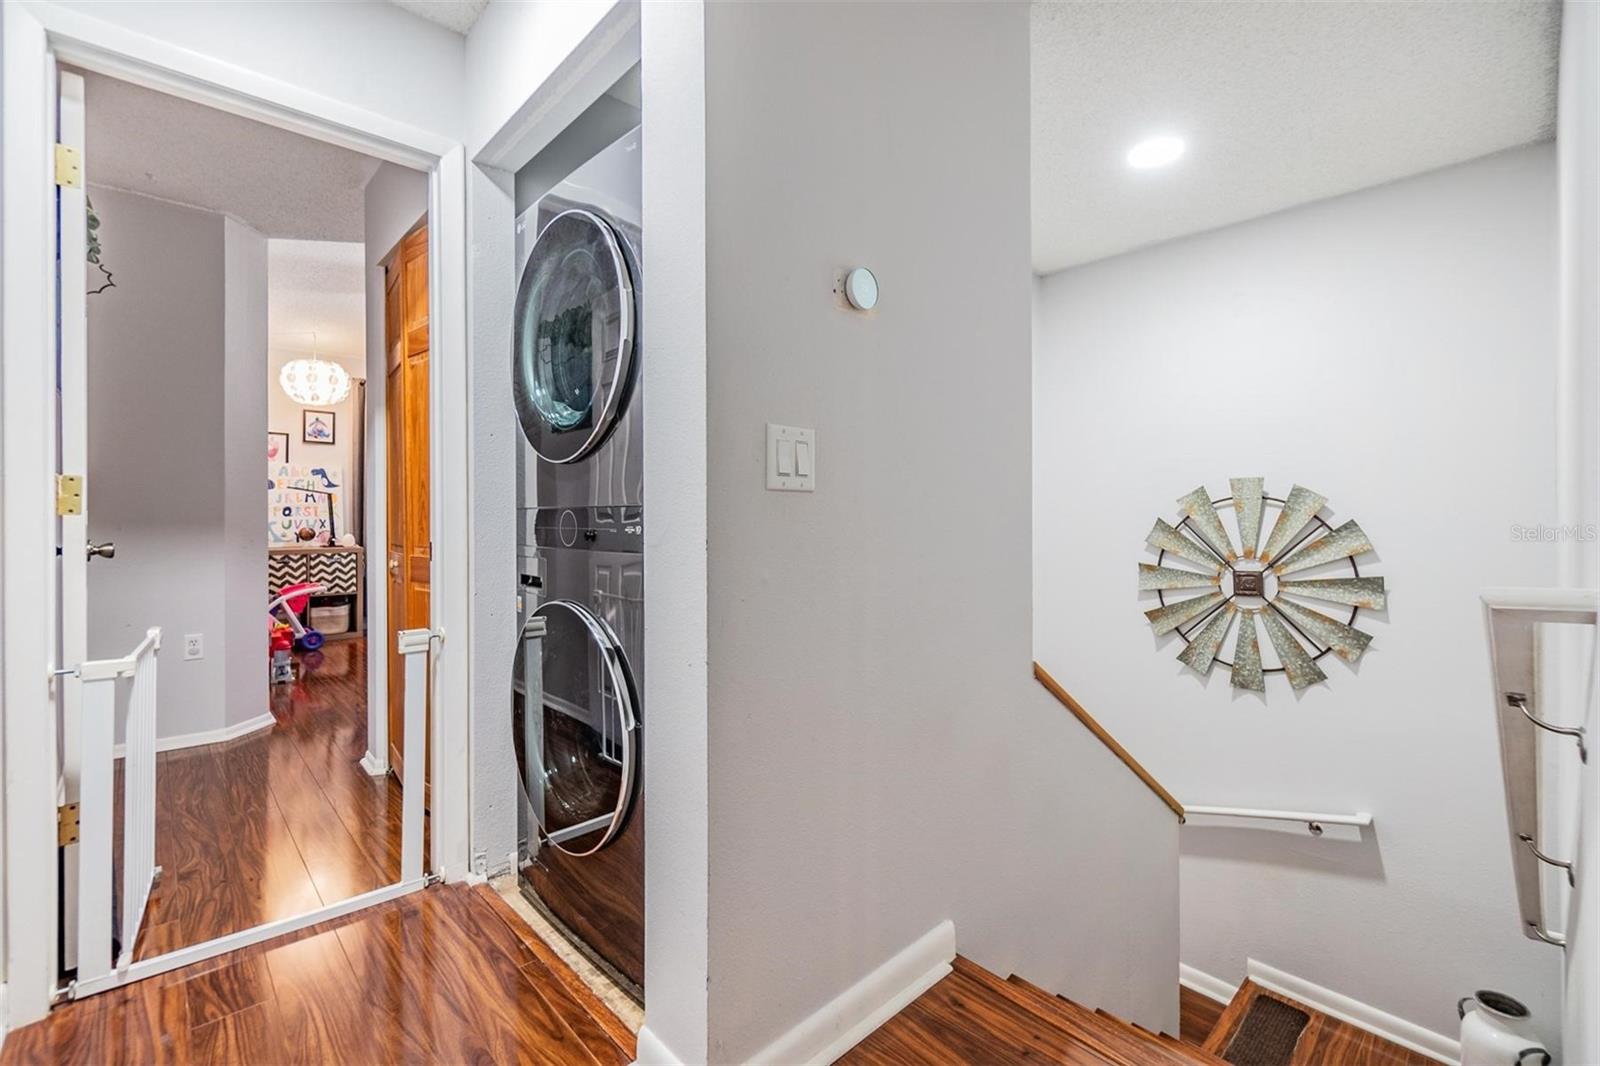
57 802 80 846
54 144 82 188
56 474 83 516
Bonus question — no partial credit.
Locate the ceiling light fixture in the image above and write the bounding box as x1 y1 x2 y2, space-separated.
1126 135 1186 170
279 334 351 406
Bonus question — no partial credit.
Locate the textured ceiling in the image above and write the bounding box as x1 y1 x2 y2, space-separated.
1031 0 1560 274
84 71 379 241
387 0 487 34
269 240 368 362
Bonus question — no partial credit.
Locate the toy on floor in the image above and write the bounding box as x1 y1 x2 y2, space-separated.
268 581 327 649
268 581 327 683
267 580 328 685
270 622 296 684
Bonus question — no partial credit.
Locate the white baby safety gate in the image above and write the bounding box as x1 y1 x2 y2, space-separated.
73 627 162 992
63 626 435 1000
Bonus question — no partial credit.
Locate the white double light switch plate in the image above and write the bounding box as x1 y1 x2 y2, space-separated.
766 423 815 492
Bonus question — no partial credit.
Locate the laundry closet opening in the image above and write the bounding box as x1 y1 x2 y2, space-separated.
505 63 647 1005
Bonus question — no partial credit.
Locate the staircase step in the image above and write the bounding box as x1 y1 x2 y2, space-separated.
950 958 1091 1044
1156 1032 1189 1051
844 955 1235 1066
1091 1005 1203 1060
938 969 1119 1065
1201 980 1260 1057
1004 974 1202 1066
1156 1029 1215 1062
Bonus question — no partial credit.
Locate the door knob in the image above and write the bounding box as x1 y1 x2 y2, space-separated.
86 541 115 560
389 558 400 574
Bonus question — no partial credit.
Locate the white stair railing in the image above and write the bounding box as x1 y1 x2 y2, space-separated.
1481 587 1596 949
1183 806 1373 835
76 627 161 986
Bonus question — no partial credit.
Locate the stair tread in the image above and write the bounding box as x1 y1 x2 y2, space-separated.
950 958 1092 1042
1155 1030 1210 1060
1092 1006 1188 1053
1003 973 1203 1066
1200 980 1259 1057
939 969 1120 1065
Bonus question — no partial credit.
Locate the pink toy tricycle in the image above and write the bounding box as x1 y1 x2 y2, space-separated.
269 581 327 651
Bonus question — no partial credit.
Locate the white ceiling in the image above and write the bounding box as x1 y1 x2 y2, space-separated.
83 71 380 241
268 240 367 362
1031 1 1560 274
387 0 487 34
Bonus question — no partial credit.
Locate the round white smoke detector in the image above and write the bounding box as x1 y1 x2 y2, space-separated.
844 267 879 311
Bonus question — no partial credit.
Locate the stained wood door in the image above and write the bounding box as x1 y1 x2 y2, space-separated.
385 225 430 785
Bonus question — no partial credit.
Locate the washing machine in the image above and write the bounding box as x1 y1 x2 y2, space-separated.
511 125 646 998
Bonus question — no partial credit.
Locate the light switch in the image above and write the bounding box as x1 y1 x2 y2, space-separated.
766 424 815 492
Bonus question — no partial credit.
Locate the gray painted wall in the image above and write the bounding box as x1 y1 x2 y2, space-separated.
639 1 711 1058
223 217 268 730
465 156 520 878
55 0 466 143
699 4 1178 1060
1558 3 1598 1061
1033 144 1562 1044
87 187 265 741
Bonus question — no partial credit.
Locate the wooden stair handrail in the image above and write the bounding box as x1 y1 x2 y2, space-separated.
1033 662 1185 821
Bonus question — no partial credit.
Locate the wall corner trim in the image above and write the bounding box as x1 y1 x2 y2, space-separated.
1178 962 1238 1005
745 919 956 1066
632 1025 686 1066
1245 958 1460 1065
112 710 276 759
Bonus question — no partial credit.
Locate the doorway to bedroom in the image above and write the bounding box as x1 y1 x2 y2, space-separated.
68 66 430 971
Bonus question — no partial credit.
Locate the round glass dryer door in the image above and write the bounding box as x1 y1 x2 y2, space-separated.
512 600 638 856
512 209 637 464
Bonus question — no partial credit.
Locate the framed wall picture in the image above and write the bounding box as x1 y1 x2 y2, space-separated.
267 431 290 463
303 409 336 445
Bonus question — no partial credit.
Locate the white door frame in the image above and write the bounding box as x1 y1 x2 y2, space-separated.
0 2 472 1028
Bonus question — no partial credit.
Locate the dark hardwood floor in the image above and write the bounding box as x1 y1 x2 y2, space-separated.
129 638 406 959
1179 985 1226 1047
2 883 636 1065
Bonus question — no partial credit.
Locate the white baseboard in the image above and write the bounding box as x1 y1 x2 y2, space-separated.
1246 958 1460 1065
1179 962 1238 1005
359 750 389 776
113 711 276 758
746 919 956 1066
633 1025 686 1066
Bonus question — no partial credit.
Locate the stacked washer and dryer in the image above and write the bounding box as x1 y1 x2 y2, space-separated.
511 126 646 997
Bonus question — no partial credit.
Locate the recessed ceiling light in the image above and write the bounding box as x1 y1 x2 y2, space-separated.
1126 135 1186 170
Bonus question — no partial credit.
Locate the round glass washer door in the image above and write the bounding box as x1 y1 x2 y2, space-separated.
512 209 636 464
512 599 638 856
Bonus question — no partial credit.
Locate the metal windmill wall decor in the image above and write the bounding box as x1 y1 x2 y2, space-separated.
1138 480 1384 692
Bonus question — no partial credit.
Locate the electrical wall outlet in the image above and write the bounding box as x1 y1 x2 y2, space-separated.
183 633 204 660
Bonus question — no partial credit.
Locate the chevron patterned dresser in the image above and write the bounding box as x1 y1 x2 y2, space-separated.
268 545 366 640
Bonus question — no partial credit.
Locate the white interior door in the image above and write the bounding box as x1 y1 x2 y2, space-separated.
56 69 89 971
